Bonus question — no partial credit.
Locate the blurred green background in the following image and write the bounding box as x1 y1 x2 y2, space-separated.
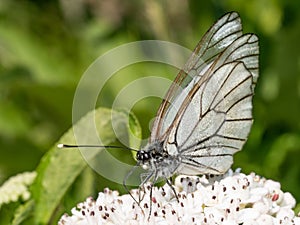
0 0 300 206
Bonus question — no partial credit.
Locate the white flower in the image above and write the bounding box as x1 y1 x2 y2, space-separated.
0 171 36 208
58 170 300 225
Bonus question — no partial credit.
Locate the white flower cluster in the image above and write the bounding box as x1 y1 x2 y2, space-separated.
59 170 300 225
0 171 36 208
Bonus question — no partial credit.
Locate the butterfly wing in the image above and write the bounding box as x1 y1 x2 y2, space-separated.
166 32 258 175
151 12 243 141
151 12 259 175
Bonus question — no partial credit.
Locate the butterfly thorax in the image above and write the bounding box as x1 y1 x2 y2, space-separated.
136 141 180 178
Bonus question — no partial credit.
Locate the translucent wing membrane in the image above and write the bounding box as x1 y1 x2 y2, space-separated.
151 12 244 141
150 12 259 174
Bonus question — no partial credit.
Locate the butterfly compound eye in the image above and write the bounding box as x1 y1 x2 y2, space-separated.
136 150 151 161
136 151 142 160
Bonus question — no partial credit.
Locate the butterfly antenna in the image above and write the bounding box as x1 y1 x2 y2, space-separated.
57 143 139 152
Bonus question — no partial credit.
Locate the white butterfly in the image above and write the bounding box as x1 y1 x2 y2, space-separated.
135 11 259 188
59 11 259 213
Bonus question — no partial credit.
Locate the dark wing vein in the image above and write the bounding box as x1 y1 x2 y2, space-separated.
190 144 240 153
180 158 225 174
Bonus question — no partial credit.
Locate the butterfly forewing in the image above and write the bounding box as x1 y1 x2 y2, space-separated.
212 34 259 89
190 12 243 73
150 12 244 141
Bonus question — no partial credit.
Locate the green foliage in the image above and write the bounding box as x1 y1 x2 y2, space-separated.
0 107 141 224
0 0 300 224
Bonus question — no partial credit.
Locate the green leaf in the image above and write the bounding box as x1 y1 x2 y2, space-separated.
30 107 141 224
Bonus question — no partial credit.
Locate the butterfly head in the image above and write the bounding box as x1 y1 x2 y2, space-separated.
136 141 167 170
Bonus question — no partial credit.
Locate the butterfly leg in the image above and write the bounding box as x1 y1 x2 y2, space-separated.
165 177 179 202
137 170 158 220
138 171 154 203
147 170 158 221
123 164 140 206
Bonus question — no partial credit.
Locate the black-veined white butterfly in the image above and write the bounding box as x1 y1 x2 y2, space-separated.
136 10 258 179
60 11 259 215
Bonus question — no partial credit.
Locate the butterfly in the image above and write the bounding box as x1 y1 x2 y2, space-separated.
129 11 259 200
60 11 259 216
